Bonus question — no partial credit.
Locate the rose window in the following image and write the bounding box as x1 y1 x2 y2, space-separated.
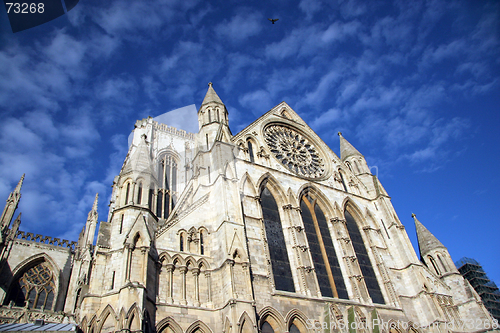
264 124 325 178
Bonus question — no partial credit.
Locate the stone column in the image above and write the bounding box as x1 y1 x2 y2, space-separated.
165 264 174 303
205 271 212 307
131 182 136 204
124 243 132 282
141 248 148 284
192 268 200 307
179 266 187 305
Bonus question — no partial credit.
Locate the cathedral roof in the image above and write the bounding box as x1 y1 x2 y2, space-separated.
338 132 363 161
201 82 224 107
413 213 446 258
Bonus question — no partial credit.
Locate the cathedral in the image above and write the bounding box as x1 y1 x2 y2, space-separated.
0 84 497 332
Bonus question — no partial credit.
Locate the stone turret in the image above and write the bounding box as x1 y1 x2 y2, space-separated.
338 132 369 175
197 83 232 151
413 213 456 276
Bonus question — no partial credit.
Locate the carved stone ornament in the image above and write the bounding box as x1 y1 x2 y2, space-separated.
264 124 325 178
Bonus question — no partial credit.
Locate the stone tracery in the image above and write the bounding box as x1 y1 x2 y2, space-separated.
264 125 325 178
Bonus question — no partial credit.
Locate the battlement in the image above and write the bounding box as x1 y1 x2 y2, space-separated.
153 122 195 140
16 231 77 251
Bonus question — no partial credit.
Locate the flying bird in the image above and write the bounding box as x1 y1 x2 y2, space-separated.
268 18 279 24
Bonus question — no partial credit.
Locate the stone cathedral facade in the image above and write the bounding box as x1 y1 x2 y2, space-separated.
0 84 497 332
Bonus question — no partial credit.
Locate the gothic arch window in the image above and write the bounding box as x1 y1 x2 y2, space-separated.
428 255 440 275
179 232 186 252
216 108 220 122
353 160 360 173
208 109 212 123
3 260 56 310
247 139 255 163
300 191 348 299
344 208 385 304
157 154 177 219
199 230 205 255
124 182 131 205
346 161 352 172
289 324 301 333
260 185 295 292
137 181 143 205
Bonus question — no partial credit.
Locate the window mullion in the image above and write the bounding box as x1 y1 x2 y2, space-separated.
305 198 339 298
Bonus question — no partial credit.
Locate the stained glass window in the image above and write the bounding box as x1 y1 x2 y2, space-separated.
261 187 295 292
344 209 385 304
157 155 177 219
3 261 55 310
300 195 348 299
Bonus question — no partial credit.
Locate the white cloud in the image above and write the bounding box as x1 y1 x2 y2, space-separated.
215 11 263 42
299 0 323 20
239 90 273 114
321 20 361 43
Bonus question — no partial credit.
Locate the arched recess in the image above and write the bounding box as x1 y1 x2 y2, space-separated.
224 161 236 180
156 317 182 333
3 253 60 311
238 312 255 333
80 317 88 333
258 175 295 292
240 173 258 197
223 317 231 333
298 185 348 299
185 320 213 333
344 200 385 304
87 315 97 333
97 305 118 333
258 306 285 333
285 309 309 333
126 303 141 332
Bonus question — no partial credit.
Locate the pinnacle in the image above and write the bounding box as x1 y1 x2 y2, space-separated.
338 133 363 161
413 213 446 258
201 82 224 107
92 193 98 212
14 174 25 193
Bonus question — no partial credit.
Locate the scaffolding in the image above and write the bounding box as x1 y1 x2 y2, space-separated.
455 257 500 320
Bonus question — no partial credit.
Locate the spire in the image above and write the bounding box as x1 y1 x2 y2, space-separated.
1 174 24 231
92 193 98 213
201 82 224 107
14 174 25 193
413 213 446 258
338 132 363 161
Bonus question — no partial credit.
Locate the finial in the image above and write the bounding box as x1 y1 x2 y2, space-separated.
411 213 416 219
208 82 213 87
338 131 342 136
92 193 98 211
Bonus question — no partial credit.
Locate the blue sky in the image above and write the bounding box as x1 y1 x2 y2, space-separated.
0 0 499 284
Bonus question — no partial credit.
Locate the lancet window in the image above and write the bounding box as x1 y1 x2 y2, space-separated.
429 255 440 275
260 186 295 292
344 208 385 304
157 154 177 219
300 192 348 299
3 261 55 310
247 139 255 163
